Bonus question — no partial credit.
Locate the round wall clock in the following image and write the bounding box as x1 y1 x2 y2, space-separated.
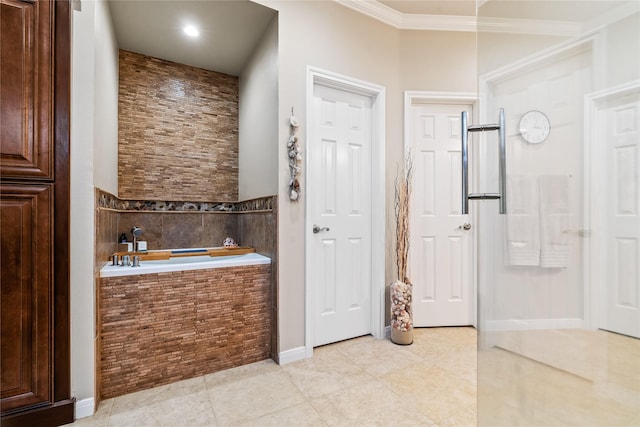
519 110 550 144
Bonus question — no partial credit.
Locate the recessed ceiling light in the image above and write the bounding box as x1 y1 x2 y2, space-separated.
183 25 199 37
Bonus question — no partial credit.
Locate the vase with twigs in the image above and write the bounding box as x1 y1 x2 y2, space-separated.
391 155 413 345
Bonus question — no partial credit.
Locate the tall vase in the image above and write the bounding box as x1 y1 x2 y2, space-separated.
390 280 413 345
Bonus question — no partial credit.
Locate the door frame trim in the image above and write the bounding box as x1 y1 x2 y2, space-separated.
304 67 386 357
404 91 479 327
584 80 640 331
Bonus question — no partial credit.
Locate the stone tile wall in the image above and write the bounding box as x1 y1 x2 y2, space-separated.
118 50 238 201
95 206 119 271
117 212 238 250
238 211 278 361
99 264 271 398
94 189 276 255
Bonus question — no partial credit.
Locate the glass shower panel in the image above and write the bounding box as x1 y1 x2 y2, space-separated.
476 2 640 426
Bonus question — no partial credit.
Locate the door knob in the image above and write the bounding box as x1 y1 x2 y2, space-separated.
313 225 330 234
459 223 472 231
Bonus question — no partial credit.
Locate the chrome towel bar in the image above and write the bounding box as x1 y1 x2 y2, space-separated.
461 108 507 214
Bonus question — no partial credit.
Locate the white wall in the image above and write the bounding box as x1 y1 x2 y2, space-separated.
93 0 119 194
238 16 279 201
71 0 96 409
71 0 119 417
475 12 640 328
601 12 640 89
486 47 592 322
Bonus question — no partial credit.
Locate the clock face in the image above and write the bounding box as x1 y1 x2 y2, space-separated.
519 110 550 144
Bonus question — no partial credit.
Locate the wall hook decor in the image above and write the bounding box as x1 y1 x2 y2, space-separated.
288 108 302 201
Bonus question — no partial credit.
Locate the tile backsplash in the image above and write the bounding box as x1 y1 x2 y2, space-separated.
95 189 275 258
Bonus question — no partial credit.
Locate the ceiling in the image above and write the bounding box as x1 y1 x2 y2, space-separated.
380 0 476 16
107 0 277 76
108 1 638 75
379 0 627 22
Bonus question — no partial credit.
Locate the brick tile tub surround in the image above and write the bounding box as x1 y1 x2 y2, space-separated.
99 264 271 398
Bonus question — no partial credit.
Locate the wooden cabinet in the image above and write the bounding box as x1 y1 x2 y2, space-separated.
1 0 54 179
0 184 53 412
0 1 73 426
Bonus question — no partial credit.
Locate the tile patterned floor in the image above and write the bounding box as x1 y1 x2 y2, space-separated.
65 327 640 426
66 327 477 426
479 329 640 427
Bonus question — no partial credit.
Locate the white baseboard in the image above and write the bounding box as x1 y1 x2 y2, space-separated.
278 346 307 365
75 397 95 419
384 325 391 338
486 318 584 331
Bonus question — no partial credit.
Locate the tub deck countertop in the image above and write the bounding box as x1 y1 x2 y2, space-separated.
111 246 255 260
100 249 270 278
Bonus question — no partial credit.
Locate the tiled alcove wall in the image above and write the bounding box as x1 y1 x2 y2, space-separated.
94 189 279 398
118 50 239 201
98 50 278 396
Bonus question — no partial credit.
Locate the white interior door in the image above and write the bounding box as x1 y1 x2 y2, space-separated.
603 92 640 338
408 102 473 327
309 83 372 347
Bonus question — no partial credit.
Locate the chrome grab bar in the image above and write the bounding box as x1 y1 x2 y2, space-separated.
461 108 507 215
498 108 507 214
461 111 469 215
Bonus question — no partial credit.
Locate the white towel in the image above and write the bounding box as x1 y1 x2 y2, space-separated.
506 175 540 266
539 175 571 268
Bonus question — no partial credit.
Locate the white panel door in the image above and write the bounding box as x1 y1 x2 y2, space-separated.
604 94 640 338
309 84 372 347
409 103 473 327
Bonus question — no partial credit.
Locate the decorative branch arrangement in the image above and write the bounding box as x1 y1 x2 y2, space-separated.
288 110 301 201
391 153 413 345
395 154 412 283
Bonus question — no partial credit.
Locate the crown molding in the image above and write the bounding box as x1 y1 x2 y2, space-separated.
335 0 639 36
336 0 477 31
583 0 640 34
403 13 478 32
335 0 405 28
478 17 582 36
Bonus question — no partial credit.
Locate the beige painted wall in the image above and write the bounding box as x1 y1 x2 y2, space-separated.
269 0 400 351
399 30 477 92
261 0 479 352
477 32 569 76
239 16 279 201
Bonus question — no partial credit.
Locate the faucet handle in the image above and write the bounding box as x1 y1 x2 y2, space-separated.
121 255 131 267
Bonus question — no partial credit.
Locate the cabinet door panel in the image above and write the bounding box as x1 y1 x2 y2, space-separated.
0 0 53 179
0 184 52 412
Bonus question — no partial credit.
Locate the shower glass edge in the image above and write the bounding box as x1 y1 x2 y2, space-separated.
475 2 640 426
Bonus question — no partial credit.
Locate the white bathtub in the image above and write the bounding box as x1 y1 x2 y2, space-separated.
100 251 270 278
